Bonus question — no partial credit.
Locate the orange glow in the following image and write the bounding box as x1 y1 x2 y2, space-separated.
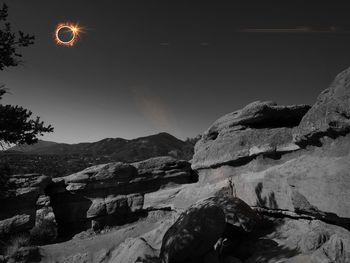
55 23 82 47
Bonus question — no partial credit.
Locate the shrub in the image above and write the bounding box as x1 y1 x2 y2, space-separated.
30 219 57 245
3 233 30 257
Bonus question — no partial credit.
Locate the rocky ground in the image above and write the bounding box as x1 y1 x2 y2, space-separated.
1 66 350 263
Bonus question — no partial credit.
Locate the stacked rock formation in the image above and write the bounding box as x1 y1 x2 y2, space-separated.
46 156 196 233
0 174 51 237
192 66 350 224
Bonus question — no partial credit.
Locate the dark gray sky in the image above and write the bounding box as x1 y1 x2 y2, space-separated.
2 0 350 143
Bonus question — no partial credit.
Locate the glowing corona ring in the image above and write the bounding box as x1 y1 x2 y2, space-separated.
55 23 81 47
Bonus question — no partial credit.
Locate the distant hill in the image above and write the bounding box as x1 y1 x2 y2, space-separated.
8 140 59 153
2 133 197 177
7 132 194 162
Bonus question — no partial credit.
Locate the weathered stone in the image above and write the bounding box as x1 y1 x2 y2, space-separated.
160 199 225 263
86 200 107 219
0 214 31 236
295 66 350 145
39 210 176 263
143 178 233 211
160 196 259 263
311 234 350 263
87 194 144 219
57 162 138 191
192 101 309 170
108 237 158 263
47 157 194 234
205 101 310 133
225 135 350 221
191 74 350 222
0 174 51 237
208 196 261 232
132 156 192 179
36 195 51 209
233 217 350 263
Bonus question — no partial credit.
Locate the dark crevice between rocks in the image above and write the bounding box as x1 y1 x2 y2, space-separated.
56 210 149 242
206 131 218 140
198 149 299 171
190 169 199 182
91 210 149 231
253 207 316 220
296 209 350 232
211 155 257 169
247 116 305 129
146 207 174 212
252 207 350 232
296 127 350 148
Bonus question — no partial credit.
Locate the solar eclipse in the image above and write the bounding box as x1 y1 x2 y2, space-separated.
55 23 81 46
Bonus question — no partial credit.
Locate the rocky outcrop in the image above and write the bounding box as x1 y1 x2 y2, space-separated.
0 174 51 237
192 101 310 170
294 67 350 146
239 137 349 219
191 68 350 225
47 157 196 234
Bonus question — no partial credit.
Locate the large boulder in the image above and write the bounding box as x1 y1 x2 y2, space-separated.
294 66 350 145
160 196 259 263
47 157 196 234
160 199 226 263
192 101 310 170
0 174 51 237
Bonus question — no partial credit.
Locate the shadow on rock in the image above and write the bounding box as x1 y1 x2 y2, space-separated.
255 182 278 209
221 217 299 262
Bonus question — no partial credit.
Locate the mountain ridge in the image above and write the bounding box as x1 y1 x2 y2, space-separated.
8 132 192 159
2 132 196 177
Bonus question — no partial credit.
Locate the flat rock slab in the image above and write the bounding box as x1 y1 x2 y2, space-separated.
192 101 310 170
